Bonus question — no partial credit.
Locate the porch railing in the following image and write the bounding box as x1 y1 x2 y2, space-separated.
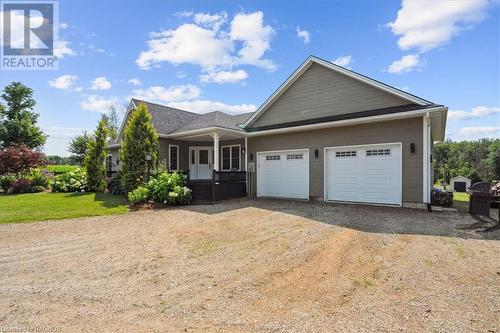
186 170 247 204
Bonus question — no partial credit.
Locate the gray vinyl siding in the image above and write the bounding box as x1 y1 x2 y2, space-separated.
247 117 423 203
251 63 412 128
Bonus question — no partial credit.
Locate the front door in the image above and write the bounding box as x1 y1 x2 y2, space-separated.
189 147 213 180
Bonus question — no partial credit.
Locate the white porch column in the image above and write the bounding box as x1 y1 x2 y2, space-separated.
244 137 248 171
212 132 220 171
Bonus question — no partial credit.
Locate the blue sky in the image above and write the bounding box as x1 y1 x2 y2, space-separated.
1 0 499 156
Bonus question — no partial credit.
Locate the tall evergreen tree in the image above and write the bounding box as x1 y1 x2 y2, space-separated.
0 82 47 149
120 103 158 193
84 118 108 192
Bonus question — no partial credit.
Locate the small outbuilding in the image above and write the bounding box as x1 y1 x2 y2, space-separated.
450 176 471 192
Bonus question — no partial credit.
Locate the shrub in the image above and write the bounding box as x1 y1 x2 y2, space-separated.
44 165 79 175
128 186 149 204
146 171 190 205
10 178 33 194
0 144 46 175
0 174 16 192
28 169 51 188
51 168 87 192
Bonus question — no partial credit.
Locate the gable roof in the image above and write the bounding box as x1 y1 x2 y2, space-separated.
243 55 434 128
170 111 252 134
131 99 199 134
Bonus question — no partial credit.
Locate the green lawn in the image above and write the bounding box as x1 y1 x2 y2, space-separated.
453 192 470 202
0 192 128 224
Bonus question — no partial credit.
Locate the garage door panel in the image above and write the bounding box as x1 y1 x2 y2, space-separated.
257 150 309 200
325 144 401 205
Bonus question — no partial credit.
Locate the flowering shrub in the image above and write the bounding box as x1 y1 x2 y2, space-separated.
29 169 52 188
126 171 191 205
147 171 190 205
51 168 88 192
0 174 16 192
10 178 34 194
127 186 149 204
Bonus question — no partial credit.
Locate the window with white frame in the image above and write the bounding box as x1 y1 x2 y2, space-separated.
265 155 281 161
221 145 240 171
169 145 179 171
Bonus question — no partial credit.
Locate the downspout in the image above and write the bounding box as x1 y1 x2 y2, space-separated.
423 113 432 211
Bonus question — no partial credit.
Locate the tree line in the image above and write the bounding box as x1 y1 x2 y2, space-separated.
433 139 500 185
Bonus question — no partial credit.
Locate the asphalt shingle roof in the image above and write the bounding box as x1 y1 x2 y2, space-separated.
131 99 200 134
170 111 252 134
128 99 253 135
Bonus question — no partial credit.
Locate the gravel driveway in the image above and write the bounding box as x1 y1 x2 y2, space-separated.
1 198 498 332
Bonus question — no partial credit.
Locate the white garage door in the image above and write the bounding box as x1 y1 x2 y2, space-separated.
257 149 309 199
325 143 402 205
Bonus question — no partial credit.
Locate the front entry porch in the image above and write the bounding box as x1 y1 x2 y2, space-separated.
165 128 249 204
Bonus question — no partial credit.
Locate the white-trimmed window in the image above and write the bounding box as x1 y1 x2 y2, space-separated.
265 155 281 161
221 144 241 171
169 144 179 171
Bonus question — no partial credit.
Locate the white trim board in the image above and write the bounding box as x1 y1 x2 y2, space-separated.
243 55 432 128
220 144 242 171
168 144 179 171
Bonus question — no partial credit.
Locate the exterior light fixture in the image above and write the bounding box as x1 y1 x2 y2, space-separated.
314 149 319 158
410 143 415 154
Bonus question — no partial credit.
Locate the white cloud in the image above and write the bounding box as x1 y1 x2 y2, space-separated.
454 126 500 140
130 85 201 103
59 22 69 29
193 12 228 31
48 74 78 90
332 55 353 69
387 54 425 74
387 0 489 52
80 95 118 113
90 77 112 90
136 11 275 72
448 106 500 120
53 40 77 58
167 100 256 115
136 23 233 70
128 78 142 86
177 71 187 79
200 69 248 84
230 11 275 70
296 26 310 43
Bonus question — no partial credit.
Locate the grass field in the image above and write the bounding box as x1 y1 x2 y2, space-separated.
0 192 128 224
453 192 469 202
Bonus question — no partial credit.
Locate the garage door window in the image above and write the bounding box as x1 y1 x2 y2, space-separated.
266 155 280 161
335 151 357 158
286 153 303 160
366 149 391 156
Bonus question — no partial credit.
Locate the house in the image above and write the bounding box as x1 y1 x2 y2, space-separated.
108 55 448 208
450 176 471 193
